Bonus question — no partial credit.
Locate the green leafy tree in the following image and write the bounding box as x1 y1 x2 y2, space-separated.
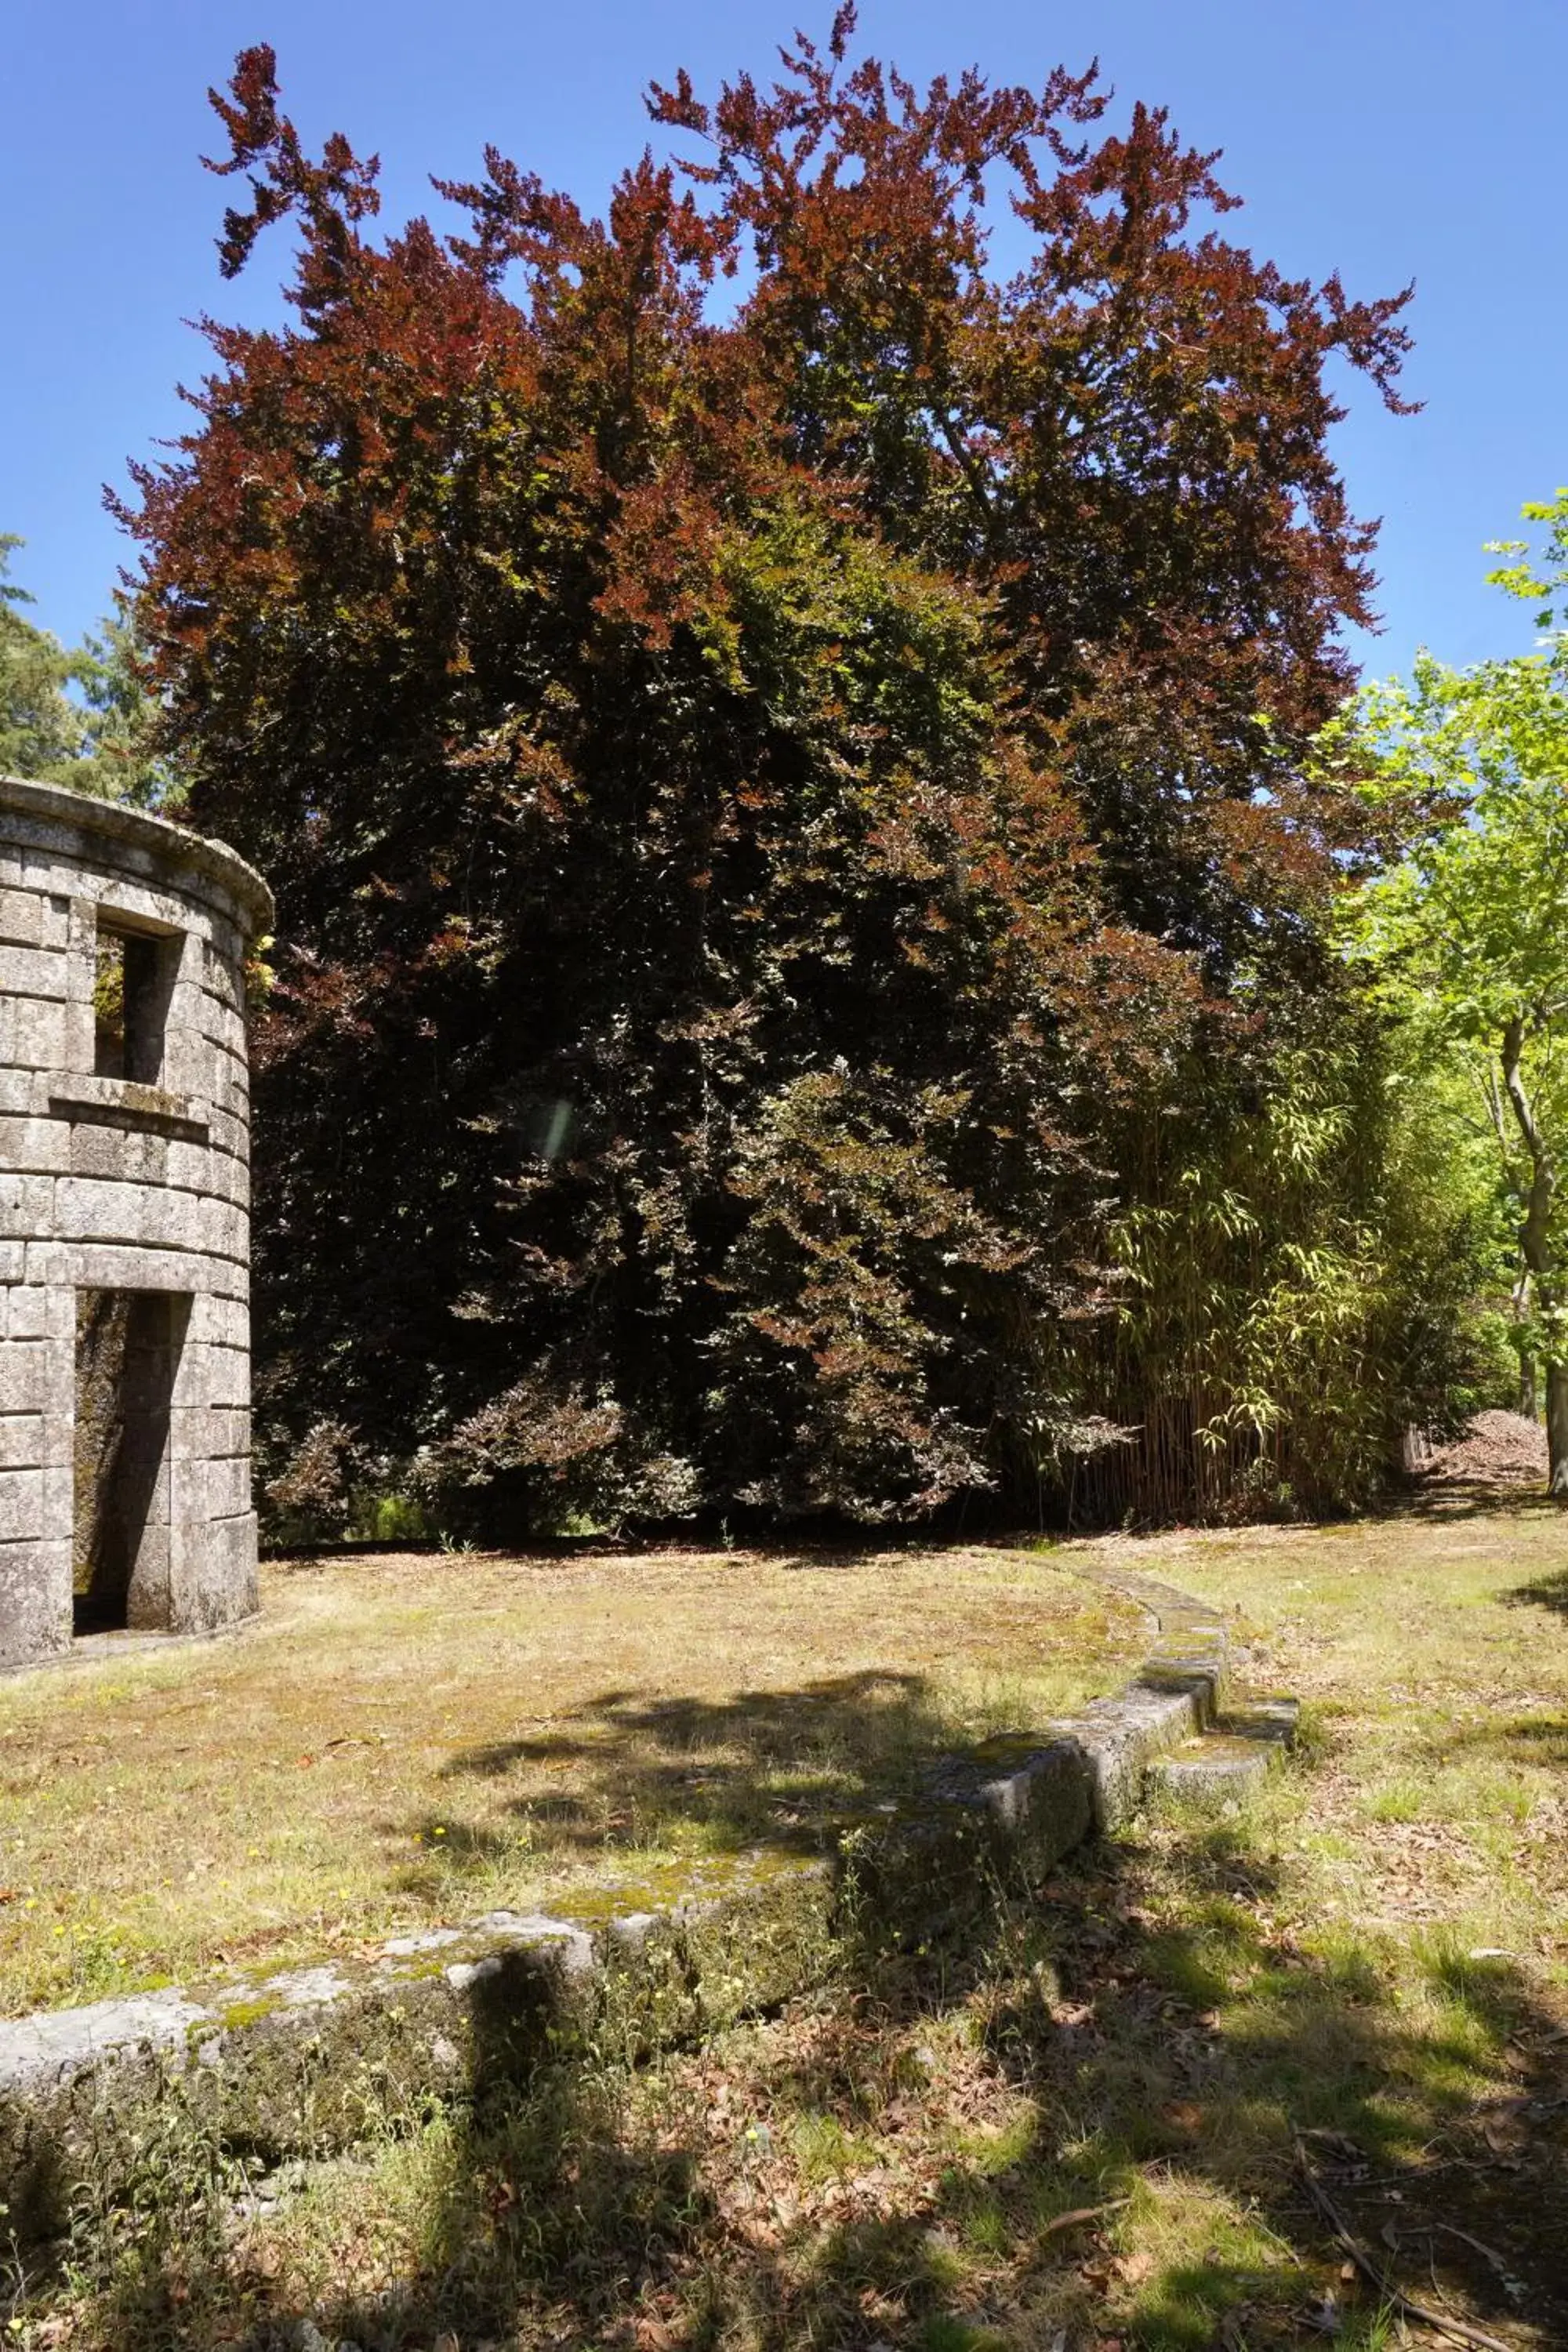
1333 492 1568 1493
0 535 94 780
0 537 169 803
74 613 178 807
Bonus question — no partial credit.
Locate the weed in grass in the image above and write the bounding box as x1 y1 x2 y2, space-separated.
786 2109 880 2184
953 2190 1011 2258
1362 1773 1428 1824
1332 2304 1401 2352
920 2316 1011 2352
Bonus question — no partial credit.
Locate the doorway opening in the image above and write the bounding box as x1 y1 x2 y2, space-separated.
73 1290 189 1636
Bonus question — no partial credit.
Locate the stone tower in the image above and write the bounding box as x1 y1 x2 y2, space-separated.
0 776 274 1669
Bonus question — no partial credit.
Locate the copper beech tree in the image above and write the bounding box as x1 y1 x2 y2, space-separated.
119 16 1446 1530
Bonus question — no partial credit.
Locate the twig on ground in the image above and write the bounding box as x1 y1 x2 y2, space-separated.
1292 2132 1512 2352
1039 2196 1128 2237
1432 2223 1508 2274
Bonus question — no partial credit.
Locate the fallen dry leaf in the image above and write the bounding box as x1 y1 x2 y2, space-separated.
1042 2195 1128 2238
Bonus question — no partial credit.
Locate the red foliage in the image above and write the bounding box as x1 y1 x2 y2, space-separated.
114 16 1414 1526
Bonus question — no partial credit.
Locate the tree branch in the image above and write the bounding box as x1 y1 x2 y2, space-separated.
1501 1015 1555 1280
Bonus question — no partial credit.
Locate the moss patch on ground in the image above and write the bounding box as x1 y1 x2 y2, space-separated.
0 1544 1143 2013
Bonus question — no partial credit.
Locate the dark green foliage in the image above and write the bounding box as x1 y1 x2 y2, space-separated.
0 536 171 804
0 535 90 782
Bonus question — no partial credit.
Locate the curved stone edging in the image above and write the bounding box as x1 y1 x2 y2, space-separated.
0 1561 1246 2242
0 775 274 935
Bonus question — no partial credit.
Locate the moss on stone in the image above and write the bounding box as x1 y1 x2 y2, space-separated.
216 1994 283 2033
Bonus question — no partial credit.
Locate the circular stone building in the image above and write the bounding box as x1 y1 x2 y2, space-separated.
0 776 273 1671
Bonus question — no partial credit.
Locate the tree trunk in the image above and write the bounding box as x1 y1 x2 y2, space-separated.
1548 1359 1568 1497
1519 1348 1540 1419
1398 1424 1433 1476
1499 1017 1563 1496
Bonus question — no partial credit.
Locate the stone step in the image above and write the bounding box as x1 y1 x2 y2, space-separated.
1145 1696 1299 1807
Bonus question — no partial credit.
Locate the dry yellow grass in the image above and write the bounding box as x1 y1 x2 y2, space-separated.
0 1543 1144 2014
16 1500 1568 2351
1076 1494 1568 1953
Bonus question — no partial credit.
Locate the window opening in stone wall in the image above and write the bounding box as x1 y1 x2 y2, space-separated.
74 1290 188 1636
94 916 176 1084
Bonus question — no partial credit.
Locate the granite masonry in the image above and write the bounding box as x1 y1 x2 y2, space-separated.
0 775 274 1671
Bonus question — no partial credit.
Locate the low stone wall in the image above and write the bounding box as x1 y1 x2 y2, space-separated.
0 1570 1252 2245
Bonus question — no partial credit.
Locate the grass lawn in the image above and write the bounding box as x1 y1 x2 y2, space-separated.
13 1495 1568 2351
0 1543 1144 2014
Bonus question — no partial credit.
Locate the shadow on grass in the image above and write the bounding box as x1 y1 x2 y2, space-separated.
1439 1709 1568 1770
1503 1561 1568 1621
391 1669 965 1900
315 1829 1568 2348
1385 1476 1563 1526
20 1719 1568 2352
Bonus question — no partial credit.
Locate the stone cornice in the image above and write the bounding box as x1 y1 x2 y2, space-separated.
0 775 274 937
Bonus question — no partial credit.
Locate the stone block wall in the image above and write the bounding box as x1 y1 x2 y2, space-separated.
0 777 274 1669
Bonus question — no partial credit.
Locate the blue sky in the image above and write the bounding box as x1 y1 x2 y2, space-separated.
3 0 1563 678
